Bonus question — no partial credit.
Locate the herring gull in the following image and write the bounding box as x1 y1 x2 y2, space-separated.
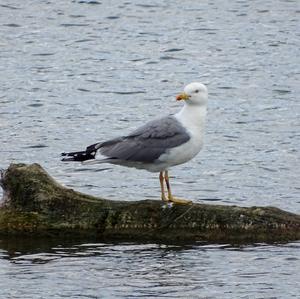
61 82 208 204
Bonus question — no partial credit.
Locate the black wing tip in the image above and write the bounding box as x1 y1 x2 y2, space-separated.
61 150 96 162
61 152 76 161
61 157 75 162
61 152 77 162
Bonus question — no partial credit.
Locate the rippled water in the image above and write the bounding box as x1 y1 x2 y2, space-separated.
0 238 300 299
1 0 300 298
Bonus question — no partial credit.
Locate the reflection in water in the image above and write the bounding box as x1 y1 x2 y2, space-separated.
0 237 299 298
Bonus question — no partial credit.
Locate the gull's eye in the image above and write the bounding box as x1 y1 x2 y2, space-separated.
195 89 199 93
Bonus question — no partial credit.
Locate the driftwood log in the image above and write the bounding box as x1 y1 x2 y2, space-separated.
0 163 299 243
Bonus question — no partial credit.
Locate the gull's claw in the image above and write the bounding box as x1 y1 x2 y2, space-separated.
168 196 192 205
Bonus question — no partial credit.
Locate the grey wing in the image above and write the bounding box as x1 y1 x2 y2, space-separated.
99 116 190 163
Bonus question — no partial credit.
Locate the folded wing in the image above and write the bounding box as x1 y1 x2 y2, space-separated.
99 116 190 163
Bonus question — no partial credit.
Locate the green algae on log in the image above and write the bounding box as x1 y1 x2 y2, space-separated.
0 163 300 243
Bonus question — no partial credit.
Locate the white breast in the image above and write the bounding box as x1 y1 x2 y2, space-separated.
158 104 207 168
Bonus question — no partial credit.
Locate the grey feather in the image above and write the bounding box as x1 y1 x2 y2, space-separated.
99 116 190 163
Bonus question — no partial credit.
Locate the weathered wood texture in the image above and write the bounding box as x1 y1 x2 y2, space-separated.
0 163 299 243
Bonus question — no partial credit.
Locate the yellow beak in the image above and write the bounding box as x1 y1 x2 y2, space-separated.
176 92 190 101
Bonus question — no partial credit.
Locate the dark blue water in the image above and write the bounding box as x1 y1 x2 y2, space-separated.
0 0 299 297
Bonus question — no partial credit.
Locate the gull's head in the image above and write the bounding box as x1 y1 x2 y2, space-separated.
176 82 208 106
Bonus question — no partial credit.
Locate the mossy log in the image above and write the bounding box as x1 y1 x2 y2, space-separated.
0 163 299 243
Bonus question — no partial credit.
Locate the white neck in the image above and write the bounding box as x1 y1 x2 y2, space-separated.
175 103 207 131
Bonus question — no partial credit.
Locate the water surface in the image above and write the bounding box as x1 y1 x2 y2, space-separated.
0 238 300 299
0 0 299 297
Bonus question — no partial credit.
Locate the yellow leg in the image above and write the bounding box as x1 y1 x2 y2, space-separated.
164 170 192 205
159 171 168 202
